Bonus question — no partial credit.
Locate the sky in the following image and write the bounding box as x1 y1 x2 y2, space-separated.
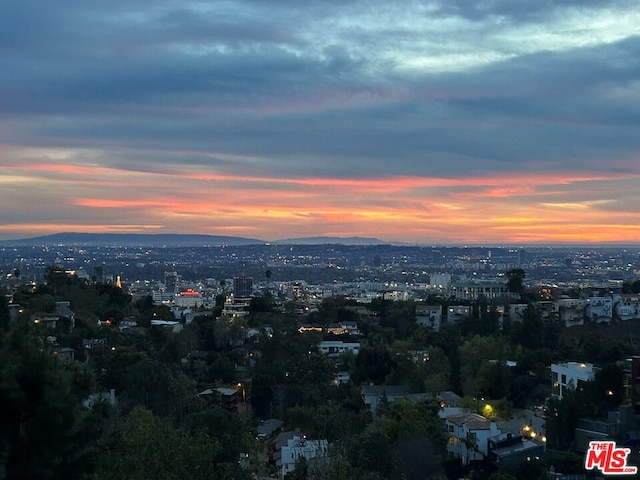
2 0 640 245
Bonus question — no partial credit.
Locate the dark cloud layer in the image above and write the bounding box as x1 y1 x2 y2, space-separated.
1 0 639 180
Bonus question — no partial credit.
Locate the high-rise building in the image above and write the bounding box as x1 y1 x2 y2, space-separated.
92 266 104 283
233 276 253 298
164 271 180 293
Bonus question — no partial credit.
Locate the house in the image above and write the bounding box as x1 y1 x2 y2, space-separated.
574 413 622 453
222 297 250 319
360 385 410 413
277 433 328 478
551 362 597 399
333 371 350 385
558 298 586 327
83 389 118 409
535 301 559 321
623 356 640 413
447 305 472 323
150 319 183 333
83 338 107 349
319 341 360 357
53 347 75 362
445 412 501 465
33 313 62 329
198 387 240 413
257 418 284 440
339 320 360 336
616 294 640 321
449 282 511 301
487 432 545 468
415 305 442 331
438 391 462 408
508 304 529 323
53 301 76 328
585 294 613 323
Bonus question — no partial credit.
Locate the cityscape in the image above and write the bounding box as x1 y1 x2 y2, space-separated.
2 234 640 479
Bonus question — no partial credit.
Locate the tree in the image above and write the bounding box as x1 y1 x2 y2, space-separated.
506 269 525 294
0 294 11 332
265 269 273 294
95 407 245 480
459 335 507 396
0 324 109 479
476 360 511 399
623 279 640 294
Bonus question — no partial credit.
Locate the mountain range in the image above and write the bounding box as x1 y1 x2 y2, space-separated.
0 232 388 247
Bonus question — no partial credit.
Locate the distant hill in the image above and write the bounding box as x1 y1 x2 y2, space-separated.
0 232 265 247
0 233 393 247
275 236 387 245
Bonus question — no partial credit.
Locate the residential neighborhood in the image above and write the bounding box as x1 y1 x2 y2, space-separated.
2 240 640 479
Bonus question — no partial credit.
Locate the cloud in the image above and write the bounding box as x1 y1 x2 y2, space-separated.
2 1 640 242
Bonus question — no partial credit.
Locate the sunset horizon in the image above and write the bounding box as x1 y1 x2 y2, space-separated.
2 2 640 245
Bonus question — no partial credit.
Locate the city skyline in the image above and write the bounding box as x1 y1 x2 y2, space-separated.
2 1 640 244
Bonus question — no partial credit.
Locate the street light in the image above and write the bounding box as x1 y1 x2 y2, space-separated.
237 382 247 423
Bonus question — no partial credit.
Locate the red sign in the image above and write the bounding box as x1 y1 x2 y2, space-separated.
585 441 637 475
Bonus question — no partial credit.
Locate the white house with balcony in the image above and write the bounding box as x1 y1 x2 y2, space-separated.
445 413 501 465
277 434 328 478
558 298 586 327
551 362 597 399
585 295 613 323
616 294 640 321
416 305 443 331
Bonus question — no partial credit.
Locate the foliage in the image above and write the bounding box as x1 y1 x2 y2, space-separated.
506 268 525 294
95 407 247 480
0 322 110 479
345 400 447 479
459 335 508 396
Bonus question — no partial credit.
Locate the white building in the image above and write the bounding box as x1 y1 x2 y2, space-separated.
445 413 501 465
551 362 597 399
616 294 640 321
449 282 511 301
222 297 251 319
585 295 613 323
416 305 443 331
278 434 328 478
174 288 204 308
319 341 360 357
152 290 175 304
558 298 586 327
430 273 452 290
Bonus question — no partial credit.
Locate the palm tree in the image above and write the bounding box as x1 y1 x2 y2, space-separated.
265 269 272 294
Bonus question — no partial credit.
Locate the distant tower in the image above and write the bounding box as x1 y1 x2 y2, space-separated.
233 276 253 298
517 249 526 266
115 275 122 289
164 271 180 293
92 266 104 283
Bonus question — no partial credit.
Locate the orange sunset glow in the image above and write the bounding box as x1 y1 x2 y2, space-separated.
2 155 640 244
2 1 640 245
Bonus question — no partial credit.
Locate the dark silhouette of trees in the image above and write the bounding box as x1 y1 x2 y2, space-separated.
506 268 525 294
0 323 110 479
